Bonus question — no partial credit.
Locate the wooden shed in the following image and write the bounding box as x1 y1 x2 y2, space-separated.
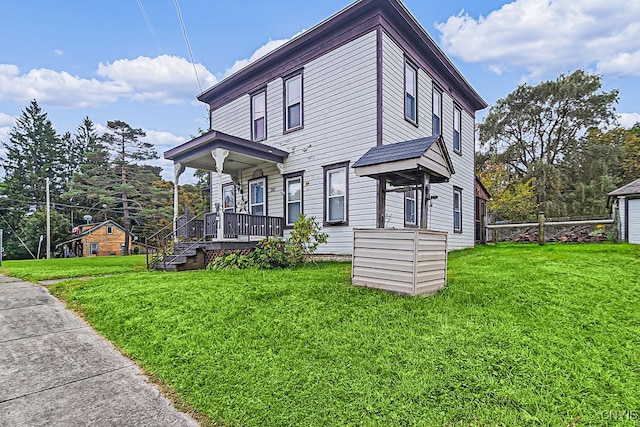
352 136 453 295
608 178 640 244
56 220 143 257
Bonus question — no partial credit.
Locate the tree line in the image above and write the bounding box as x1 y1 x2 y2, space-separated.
477 70 639 221
0 100 205 259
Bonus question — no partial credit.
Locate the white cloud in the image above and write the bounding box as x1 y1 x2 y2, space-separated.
0 112 15 127
54 49 64 56
436 0 640 77
98 55 217 103
0 55 217 108
223 38 292 78
618 112 640 128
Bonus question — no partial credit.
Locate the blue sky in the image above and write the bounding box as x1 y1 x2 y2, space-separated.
1 0 639 182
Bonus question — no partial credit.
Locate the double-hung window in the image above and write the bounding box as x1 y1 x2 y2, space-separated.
405 61 417 124
453 105 462 154
285 174 303 226
106 225 113 234
252 91 266 141
432 86 442 135
285 74 302 131
453 187 462 233
405 189 418 227
324 163 348 224
249 178 266 216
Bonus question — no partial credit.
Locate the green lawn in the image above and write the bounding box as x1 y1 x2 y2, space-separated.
0 254 147 281
43 244 640 426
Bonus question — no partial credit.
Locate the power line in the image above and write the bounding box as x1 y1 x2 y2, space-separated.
174 0 203 94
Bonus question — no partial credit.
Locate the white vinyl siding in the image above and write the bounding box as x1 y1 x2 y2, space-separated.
210 30 378 254
381 31 476 250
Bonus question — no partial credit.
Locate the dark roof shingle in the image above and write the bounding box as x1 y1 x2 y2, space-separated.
608 178 640 196
352 136 439 168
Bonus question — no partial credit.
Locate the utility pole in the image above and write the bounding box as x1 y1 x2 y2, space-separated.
46 177 51 259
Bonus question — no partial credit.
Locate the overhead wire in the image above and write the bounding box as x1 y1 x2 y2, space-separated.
174 0 203 94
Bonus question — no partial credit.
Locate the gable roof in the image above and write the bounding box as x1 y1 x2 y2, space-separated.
56 220 136 248
608 178 640 197
352 135 454 185
197 0 486 114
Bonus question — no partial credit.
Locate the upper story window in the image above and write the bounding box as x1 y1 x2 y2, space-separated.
405 61 417 124
285 174 303 226
432 86 442 136
324 162 348 225
106 225 113 234
453 187 462 233
251 91 266 141
285 74 303 132
453 105 462 154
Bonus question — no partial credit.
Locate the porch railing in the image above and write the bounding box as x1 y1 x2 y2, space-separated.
222 212 283 239
146 211 284 270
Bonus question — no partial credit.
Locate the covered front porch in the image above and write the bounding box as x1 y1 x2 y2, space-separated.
164 129 290 242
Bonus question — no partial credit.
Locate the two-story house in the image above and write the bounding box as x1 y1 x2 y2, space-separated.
164 0 487 256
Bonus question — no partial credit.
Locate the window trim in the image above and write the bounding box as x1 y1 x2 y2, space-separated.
89 242 98 255
222 183 236 213
432 85 442 136
404 188 418 228
250 90 267 142
323 162 349 226
283 172 304 228
404 59 418 126
453 104 462 155
106 225 113 235
453 187 462 233
248 177 267 216
283 71 303 133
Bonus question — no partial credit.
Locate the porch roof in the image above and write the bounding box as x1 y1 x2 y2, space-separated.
352 135 454 186
164 130 289 174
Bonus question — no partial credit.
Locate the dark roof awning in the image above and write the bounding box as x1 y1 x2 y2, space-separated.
608 178 640 197
164 130 289 175
352 136 454 186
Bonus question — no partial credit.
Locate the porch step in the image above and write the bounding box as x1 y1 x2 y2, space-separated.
152 240 259 271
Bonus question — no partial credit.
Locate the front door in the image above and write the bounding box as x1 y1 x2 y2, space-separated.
249 178 266 216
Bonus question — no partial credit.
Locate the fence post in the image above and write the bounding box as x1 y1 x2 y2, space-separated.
481 215 487 245
538 211 545 246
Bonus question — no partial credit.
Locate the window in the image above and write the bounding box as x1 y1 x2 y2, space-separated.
251 91 266 141
324 163 348 224
90 242 98 255
432 87 442 135
223 184 235 213
106 225 113 234
405 189 418 226
249 177 266 216
405 61 417 123
453 105 462 154
285 74 302 131
285 174 303 226
453 187 462 233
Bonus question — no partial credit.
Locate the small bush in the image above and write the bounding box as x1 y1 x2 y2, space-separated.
209 215 328 270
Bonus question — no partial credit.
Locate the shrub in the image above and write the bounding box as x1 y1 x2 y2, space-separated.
286 214 328 265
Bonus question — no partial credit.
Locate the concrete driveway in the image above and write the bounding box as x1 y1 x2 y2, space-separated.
0 275 198 427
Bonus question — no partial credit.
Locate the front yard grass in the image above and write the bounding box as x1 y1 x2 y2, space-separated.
47 243 639 426
0 254 147 281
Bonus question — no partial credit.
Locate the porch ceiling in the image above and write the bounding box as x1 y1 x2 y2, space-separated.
164 130 289 175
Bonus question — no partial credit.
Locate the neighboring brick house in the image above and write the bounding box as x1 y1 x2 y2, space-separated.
57 220 140 257
164 0 487 255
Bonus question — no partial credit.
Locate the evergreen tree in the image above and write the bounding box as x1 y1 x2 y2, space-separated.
100 120 158 254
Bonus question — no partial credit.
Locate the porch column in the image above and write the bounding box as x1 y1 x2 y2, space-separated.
420 172 431 229
173 163 185 241
212 148 229 237
377 175 386 228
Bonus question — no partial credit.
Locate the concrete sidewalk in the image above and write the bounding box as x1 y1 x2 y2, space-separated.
0 275 198 427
